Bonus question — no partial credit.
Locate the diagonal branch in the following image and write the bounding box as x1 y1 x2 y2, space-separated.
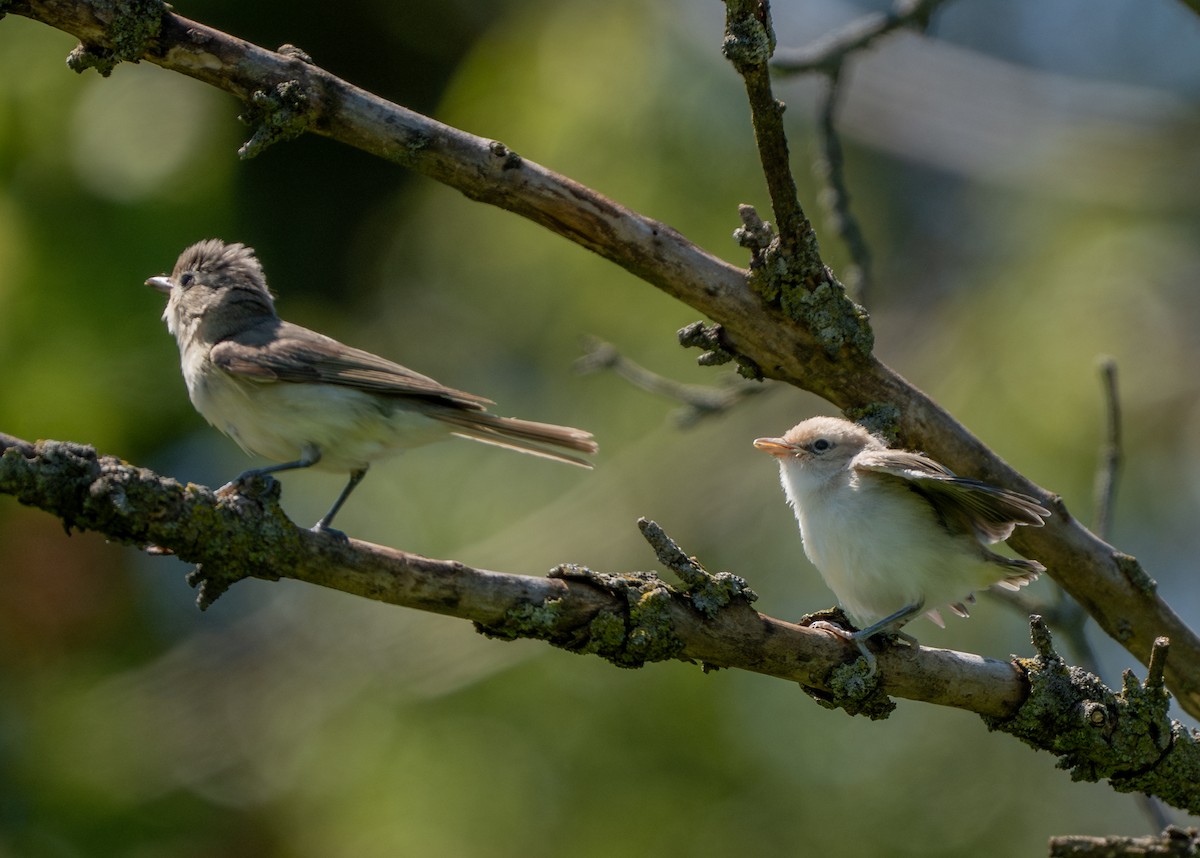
6 0 1200 721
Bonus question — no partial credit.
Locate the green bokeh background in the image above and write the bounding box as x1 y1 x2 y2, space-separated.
2 0 1200 854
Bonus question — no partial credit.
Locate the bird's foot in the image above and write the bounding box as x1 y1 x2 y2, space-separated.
216 472 278 499
809 619 878 676
310 520 350 543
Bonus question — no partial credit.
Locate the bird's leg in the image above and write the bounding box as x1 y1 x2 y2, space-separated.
312 467 368 536
850 601 925 644
811 600 925 676
219 446 323 496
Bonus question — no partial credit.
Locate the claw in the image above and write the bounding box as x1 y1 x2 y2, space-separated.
809 619 878 676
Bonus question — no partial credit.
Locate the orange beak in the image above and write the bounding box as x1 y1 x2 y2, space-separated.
753 437 797 457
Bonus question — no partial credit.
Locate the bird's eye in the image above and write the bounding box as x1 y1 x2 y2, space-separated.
180 272 196 287
811 438 833 453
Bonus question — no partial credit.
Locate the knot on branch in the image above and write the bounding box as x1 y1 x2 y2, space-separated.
477 565 686 669
277 43 313 64
183 475 297 610
986 619 1200 814
722 0 776 72
487 141 523 171
1114 551 1157 596
733 203 775 255
65 0 166 77
677 321 762 380
239 80 318 159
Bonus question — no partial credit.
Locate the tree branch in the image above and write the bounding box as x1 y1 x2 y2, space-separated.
1050 826 1200 858
7 0 1200 724
5 431 1200 814
0 430 1022 719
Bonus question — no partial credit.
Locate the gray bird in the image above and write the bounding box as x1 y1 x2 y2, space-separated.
149 239 597 534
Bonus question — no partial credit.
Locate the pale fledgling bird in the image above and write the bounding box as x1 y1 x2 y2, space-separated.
148 239 597 534
754 416 1048 667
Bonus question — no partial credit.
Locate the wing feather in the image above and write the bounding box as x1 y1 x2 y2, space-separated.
209 320 492 411
854 449 1049 542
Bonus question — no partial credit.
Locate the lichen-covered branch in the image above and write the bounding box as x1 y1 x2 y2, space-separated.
987 622 1200 816
720 1 874 361
0 431 1025 716
720 0 812 265
7 0 1200 721
5 431 1200 813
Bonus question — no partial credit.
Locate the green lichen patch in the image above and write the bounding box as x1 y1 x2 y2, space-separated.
65 0 165 77
556 566 686 669
802 657 895 720
740 230 874 359
843 404 902 444
238 80 318 159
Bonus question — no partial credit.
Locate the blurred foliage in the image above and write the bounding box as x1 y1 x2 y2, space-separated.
2 0 1200 855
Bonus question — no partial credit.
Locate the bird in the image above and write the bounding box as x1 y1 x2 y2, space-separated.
148 239 597 535
754 416 1048 669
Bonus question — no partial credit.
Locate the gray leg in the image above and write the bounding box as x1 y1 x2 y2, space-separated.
313 467 368 535
222 447 323 493
849 601 925 643
812 601 925 676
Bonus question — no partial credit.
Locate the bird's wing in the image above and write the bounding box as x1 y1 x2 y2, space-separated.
209 321 492 410
854 449 1049 542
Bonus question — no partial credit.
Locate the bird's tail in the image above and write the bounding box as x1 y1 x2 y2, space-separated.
987 552 1044 591
431 409 597 468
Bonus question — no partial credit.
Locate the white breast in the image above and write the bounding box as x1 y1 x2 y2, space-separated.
779 461 997 628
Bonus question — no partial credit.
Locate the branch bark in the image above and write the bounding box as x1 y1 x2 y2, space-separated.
5 1 1200 724
6 432 1200 814
0 431 1024 719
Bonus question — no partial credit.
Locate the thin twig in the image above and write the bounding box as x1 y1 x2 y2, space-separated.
575 337 766 427
722 0 821 273
773 0 954 75
995 358 1123 665
813 67 873 304
1093 357 1122 541
1091 359 1169 832
990 357 1169 830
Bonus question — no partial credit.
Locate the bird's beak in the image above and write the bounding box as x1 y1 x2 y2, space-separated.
753 437 796 457
146 275 173 295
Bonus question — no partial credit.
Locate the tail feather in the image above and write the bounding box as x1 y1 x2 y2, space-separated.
432 408 597 468
985 550 1044 590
